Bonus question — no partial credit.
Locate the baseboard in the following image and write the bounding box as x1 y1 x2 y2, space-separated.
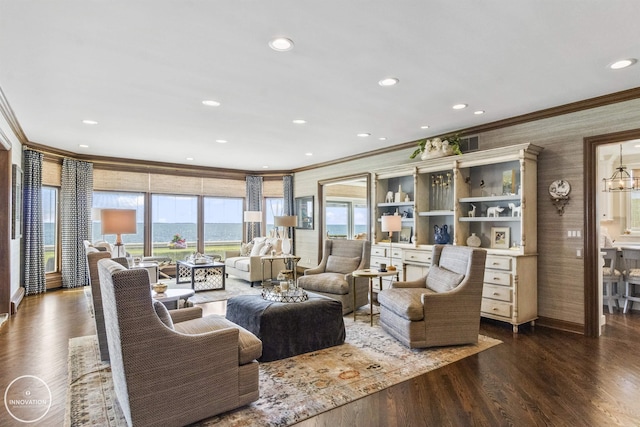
10 287 25 315
536 316 584 334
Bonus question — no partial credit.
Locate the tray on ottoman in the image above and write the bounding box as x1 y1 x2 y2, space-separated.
226 293 345 362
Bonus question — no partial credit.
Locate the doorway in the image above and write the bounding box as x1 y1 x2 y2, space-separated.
585 128 640 337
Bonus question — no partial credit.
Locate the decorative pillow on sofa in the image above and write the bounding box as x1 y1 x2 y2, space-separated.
425 265 464 293
326 255 361 274
259 243 272 256
250 240 266 256
240 242 253 256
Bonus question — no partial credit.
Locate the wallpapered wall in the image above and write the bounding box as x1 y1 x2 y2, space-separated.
294 98 640 327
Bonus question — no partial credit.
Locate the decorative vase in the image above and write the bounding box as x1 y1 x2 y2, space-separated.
466 233 481 248
421 146 453 160
434 225 450 244
282 237 291 255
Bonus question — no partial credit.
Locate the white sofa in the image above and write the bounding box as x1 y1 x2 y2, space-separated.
225 237 286 286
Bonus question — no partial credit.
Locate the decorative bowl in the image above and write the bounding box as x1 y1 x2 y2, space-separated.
152 283 168 293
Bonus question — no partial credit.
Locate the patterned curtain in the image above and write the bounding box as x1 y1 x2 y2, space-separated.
22 150 46 295
61 158 93 288
283 175 295 251
246 175 263 240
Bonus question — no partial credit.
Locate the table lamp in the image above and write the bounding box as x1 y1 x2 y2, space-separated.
381 214 402 271
101 209 137 257
244 210 262 241
275 215 297 255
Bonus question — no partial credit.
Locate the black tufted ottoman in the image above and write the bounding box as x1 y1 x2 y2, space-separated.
226 293 345 362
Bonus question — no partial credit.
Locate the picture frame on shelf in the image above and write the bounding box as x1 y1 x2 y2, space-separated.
399 226 412 243
295 196 314 229
491 226 510 249
502 169 516 195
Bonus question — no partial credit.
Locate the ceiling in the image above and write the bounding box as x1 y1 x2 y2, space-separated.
1 1 639 172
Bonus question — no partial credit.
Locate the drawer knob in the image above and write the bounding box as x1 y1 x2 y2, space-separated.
492 262 499 265
492 292 499 296
493 307 499 311
493 277 500 280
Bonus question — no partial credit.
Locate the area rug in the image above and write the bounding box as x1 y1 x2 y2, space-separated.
65 314 501 426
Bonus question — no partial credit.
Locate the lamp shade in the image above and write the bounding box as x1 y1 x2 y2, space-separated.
101 209 137 235
381 215 402 233
274 215 297 227
244 211 262 223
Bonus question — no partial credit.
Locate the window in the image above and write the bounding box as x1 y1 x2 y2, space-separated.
203 197 243 256
326 199 367 239
152 194 197 262
42 186 58 273
265 198 284 237
92 191 145 256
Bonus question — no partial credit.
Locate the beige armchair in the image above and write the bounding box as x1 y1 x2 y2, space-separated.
298 239 371 314
97 258 262 426
378 245 487 348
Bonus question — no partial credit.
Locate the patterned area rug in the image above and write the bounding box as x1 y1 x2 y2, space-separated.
65 313 501 426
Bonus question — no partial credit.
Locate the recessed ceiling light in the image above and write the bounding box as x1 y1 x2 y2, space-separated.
378 77 399 87
79 144 89 148
262 165 269 169
357 133 371 137
202 100 221 107
452 104 468 110
186 157 194 161
305 152 313 156
609 58 637 69
379 137 387 141
82 119 98 125
216 139 228 143
292 119 307 124
474 110 485 115
269 37 294 51
420 125 430 129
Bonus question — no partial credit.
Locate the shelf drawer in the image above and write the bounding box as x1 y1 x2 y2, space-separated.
484 271 512 286
372 246 387 257
391 248 403 258
403 250 432 264
485 256 512 271
482 283 512 302
481 299 512 318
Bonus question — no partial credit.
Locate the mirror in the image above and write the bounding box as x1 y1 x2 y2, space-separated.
318 174 370 246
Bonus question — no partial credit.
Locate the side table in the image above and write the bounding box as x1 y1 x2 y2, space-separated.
261 255 301 286
352 269 399 326
176 261 225 291
152 289 195 310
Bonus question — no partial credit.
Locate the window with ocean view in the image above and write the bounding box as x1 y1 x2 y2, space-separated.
204 197 243 257
152 194 197 262
92 191 145 257
326 200 367 239
266 198 284 237
43 186 58 273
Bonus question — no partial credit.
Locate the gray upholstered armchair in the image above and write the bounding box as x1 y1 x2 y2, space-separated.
97 258 262 426
378 245 487 348
298 239 371 314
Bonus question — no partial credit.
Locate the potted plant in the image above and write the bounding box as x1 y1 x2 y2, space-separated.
409 134 463 160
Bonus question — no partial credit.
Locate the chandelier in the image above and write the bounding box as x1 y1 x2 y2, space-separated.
602 144 640 192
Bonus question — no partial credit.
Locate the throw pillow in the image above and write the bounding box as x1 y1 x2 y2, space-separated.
250 240 266 256
240 242 253 256
153 301 174 329
259 242 272 256
425 265 464 293
326 255 361 274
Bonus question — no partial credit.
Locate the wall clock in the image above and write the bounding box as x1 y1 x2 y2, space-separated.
549 179 571 199
549 179 571 215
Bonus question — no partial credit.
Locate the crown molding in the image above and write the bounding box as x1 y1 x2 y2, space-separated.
0 85 28 149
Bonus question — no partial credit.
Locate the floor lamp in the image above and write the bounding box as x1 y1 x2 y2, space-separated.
101 209 137 258
275 215 297 255
381 214 402 271
244 211 262 241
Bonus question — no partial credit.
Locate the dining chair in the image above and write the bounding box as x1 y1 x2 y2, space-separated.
601 247 622 314
621 247 640 313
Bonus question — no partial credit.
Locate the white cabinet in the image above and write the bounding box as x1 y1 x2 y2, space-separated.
373 143 542 332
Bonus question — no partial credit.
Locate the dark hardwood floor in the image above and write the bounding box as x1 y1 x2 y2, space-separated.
1 289 639 426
